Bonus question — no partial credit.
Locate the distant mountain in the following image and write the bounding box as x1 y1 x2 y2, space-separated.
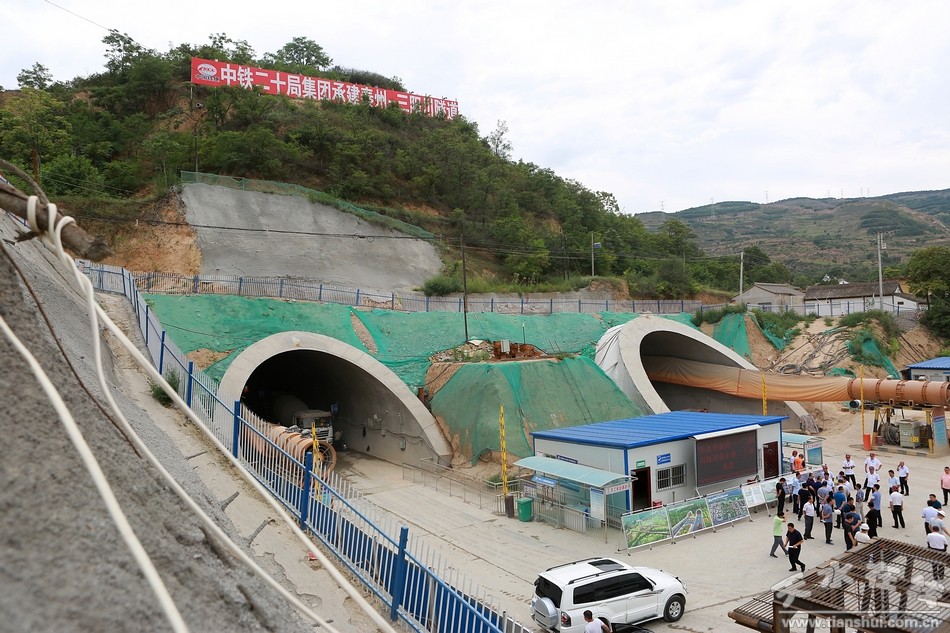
636 190 950 279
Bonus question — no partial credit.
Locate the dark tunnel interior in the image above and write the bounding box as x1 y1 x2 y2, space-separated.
241 350 351 425
637 330 778 416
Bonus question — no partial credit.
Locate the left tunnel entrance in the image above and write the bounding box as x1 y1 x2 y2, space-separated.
218 331 452 467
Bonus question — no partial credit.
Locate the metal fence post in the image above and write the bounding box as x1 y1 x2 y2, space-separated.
521 298 525 314
490 297 494 313
237 277 243 295
121 269 127 298
550 298 553 314
458 296 463 312
391 293 395 310
577 299 581 313
299 452 313 529
193 275 199 293
319 284 323 302
389 526 410 621
158 331 166 374
232 401 242 458
186 361 194 408
144 304 150 346
356 289 361 307
278 278 284 298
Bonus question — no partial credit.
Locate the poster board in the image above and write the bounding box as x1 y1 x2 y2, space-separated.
741 483 766 507
621 507 671 549
666 497 712 538
706 488 750 526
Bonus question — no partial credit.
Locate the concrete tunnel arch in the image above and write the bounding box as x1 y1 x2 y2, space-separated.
218 331 452 466
596 315 815 431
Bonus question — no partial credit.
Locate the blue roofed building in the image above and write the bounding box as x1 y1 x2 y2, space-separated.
907 357 950 382
525 411 785 510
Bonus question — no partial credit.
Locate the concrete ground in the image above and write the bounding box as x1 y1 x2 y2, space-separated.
335 419 950 632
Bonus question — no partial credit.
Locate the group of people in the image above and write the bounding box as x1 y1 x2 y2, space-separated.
769 452 950 570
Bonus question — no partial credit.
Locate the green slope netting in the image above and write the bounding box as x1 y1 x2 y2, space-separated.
143 295 367 380
749 313 794 351
712 313 752 359
429 356 646 460
846 332 901 378
355 310 622 387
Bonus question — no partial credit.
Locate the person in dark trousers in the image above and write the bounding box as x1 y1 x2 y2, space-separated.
776 478 787 515
889 486 906 528
821 494 835 544
802 496 816 539
865 501 882 539
784 523 806 573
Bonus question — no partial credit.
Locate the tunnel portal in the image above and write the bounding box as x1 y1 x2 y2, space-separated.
218 331 452 466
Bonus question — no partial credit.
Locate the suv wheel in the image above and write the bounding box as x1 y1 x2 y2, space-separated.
663 595 685 622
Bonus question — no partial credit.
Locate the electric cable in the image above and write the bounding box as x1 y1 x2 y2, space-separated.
5 198 189 633
14 191 396 631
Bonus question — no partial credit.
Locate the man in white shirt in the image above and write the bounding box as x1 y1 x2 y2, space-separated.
842 454 857 486
866 467 880 491
922 502 939 537
864 453 882 487
889 487 905 529
802 498 817 539
926 524 948 581
897 461 910 496
855 523 872 544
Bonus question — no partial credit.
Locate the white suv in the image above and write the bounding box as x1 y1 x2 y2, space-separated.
530 557 686 632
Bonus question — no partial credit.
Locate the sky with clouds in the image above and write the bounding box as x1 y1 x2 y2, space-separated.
4 1 949 214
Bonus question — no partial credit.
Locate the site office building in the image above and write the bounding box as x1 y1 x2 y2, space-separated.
530 411 785 510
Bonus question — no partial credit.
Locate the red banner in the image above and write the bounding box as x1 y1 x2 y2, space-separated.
190 57 458 119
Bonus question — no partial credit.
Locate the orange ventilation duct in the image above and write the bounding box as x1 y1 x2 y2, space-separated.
644 356 950 406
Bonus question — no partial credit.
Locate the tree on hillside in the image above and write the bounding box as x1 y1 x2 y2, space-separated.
487 120 512 159
17 63 53 90
906 246 950 337
261 36 332 75
0 89 71 183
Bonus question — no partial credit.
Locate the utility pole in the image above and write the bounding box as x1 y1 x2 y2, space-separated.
739 250 744 299
460 226 469 343
591 231 595 277
876 232 885 311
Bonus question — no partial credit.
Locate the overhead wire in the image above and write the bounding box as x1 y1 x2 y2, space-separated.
9 184 397 631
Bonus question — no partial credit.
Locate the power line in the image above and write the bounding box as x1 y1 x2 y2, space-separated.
43 0 112 32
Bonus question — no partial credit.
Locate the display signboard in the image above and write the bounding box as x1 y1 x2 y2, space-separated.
190 57 459 119
666 497 712 537
589 488 605 521
621 507 671 549
934 407 948 448
760 477 780 505
741 483 766 507
604 482 630 495
657 453 671 465
695 429 757 487
706 488 750 526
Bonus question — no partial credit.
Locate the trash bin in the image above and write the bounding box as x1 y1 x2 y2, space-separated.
516 497 533 522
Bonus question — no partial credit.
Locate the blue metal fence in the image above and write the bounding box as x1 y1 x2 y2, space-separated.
78 262 702 316
84 261 531 633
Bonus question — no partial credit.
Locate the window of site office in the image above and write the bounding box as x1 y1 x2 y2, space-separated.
657 464 686 490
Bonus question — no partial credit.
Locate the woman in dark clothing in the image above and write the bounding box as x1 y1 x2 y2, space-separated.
776 478 787 515
865 500 882 538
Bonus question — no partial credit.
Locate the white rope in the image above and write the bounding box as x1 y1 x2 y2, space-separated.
20 196 396 632
0 301 190 633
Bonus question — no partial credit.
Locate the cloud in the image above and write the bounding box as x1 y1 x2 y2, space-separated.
2 0 949 214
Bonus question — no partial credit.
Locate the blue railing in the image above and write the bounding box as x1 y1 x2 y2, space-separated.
82 260 530 633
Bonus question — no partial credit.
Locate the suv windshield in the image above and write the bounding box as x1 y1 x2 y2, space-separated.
534 576 563 608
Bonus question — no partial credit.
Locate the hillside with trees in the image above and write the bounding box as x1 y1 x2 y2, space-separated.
3 31 950 308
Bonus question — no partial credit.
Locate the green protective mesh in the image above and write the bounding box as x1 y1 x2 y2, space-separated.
143 295 368 380
354 310 614 388
749 313 794 351
712 313 752 359
661 312 702 329
428 356 646 461
846 332 900 378
827 367 856 377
